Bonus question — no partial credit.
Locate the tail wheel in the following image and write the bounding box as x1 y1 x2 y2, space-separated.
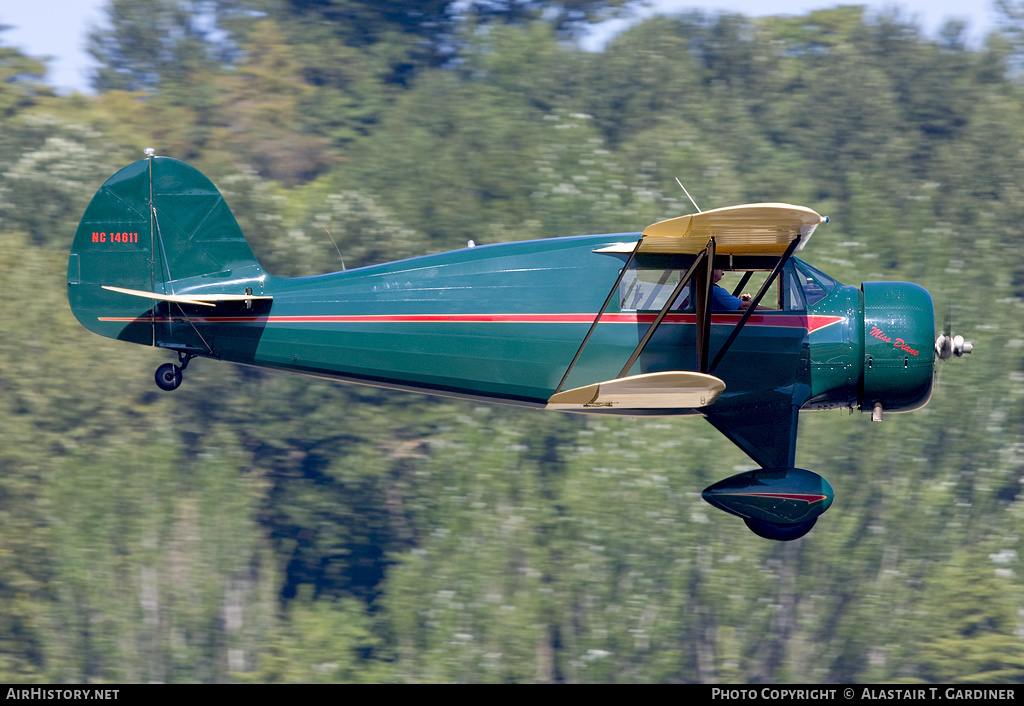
744 517 817 541
155 363 183 391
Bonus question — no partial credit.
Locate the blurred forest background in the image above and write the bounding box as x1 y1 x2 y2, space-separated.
2 0 1024 683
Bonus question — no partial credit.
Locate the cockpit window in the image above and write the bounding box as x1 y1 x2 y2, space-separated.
619 267 691 311
794 259 837 307
619 263 829 313
784 267 807 311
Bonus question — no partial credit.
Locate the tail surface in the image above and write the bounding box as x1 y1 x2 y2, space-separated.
68 155 267 347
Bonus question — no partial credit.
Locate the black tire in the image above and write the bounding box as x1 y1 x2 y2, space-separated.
155 363 182 391
743 517 817 541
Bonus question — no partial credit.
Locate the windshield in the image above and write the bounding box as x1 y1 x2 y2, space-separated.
794 259 839 306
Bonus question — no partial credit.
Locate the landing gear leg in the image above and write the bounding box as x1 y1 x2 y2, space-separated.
154 352 195 392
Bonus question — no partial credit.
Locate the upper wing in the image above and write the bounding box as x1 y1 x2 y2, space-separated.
595 203 827 256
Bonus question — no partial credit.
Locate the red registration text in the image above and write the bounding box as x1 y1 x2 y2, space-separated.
92 232 139 244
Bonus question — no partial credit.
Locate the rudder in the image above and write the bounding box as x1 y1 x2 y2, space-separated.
68 155 266 346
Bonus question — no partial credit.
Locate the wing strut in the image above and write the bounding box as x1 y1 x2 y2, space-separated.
708 236 800 375
617 239 714 378
553 237 644 395
731 270 753 297
694 237 715 373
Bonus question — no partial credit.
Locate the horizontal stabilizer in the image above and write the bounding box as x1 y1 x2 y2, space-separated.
547 371 725 410
102 285 272 308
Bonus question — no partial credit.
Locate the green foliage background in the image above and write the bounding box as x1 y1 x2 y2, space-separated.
1 0 1023 683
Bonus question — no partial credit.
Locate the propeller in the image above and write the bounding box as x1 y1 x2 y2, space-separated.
934 333 973 360
934 302 974 361
932 301 973 394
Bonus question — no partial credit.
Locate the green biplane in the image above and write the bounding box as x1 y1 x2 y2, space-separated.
67 154 972 540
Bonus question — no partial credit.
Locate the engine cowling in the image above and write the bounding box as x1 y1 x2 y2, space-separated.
860 282 935 414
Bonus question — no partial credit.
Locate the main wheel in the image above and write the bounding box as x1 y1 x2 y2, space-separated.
744 517 817 541
155 363 183 391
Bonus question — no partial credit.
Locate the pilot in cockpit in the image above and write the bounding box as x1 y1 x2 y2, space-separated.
712 269 763 311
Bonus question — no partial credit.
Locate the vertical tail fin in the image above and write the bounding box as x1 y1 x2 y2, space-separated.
68 155 266 345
